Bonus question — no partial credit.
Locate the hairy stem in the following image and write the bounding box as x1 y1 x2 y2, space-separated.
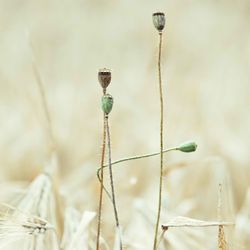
153 31 164 250
106 116 122 250
96 114 107 250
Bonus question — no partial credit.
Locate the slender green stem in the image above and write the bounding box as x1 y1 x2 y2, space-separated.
96 113 107 250
105 147 176 168
106 116 122 250
96 147 177 200
153 31 164 250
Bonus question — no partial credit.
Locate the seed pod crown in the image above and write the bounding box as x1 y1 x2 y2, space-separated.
152 12 166 32
98 68 111 90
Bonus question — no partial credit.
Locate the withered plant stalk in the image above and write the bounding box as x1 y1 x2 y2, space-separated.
28 36 63 236
153 31 164 250
96 70 111 249
106 116 122 250
97 140 197 200
97 147 178 200
217 184 228 250
96 112 107 250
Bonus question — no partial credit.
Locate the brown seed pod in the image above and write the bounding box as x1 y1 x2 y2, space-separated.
98 68 111 90
152 12 166 32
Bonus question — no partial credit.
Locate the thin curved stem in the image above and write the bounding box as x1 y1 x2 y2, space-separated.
153 31 164 250
106 117 122 250
96 114 107 250
96 147 177 200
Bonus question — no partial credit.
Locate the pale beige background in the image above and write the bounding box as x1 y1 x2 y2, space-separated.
0 0 249 249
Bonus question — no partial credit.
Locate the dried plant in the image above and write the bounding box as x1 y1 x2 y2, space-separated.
217 184 228 250
0 3 248 250
102 93 123 249
152 11 166 250
161 216 234 230
0 203 59 249
97 141 197 200
96 69 110 250
61 207 96 250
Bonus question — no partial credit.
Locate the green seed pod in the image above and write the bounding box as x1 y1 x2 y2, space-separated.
98 68 111 90
152 12 166 32
178 141 197 153
102 94 113 115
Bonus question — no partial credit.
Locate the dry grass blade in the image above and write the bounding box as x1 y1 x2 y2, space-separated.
217 184 228 250
0 203 54 248
0 172 61 249
0 158 62 249
218 225 227 250
16 173 52 217
27 32 56 157
161 216 234 230
68 211 96 250
28 36 63 235
234 188 250 248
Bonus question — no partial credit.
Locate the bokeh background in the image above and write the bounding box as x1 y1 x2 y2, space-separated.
0 0 249 249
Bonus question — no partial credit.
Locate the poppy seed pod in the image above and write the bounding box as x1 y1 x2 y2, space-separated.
98 68 111 90
152 12 165 32
178 141 197 153
102 94 113 115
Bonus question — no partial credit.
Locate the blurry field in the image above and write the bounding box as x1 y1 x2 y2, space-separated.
0 0 249 249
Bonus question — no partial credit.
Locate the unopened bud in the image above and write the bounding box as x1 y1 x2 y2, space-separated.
102 94 113 115
98 68 111 90
178 141 197 153
152 12 166 32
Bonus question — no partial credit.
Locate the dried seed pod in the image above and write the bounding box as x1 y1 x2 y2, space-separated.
102 94 113 115
98 68 111 90
178 141 197 153
152 12 166 32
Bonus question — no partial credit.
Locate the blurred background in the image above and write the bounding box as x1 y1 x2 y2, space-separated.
0 0 249 249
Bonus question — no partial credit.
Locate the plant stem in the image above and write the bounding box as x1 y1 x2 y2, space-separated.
106 116 122 250
104 147 177 168
96 147 178 200
217 184 227 250
153 31 164 250
96 113 107 250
